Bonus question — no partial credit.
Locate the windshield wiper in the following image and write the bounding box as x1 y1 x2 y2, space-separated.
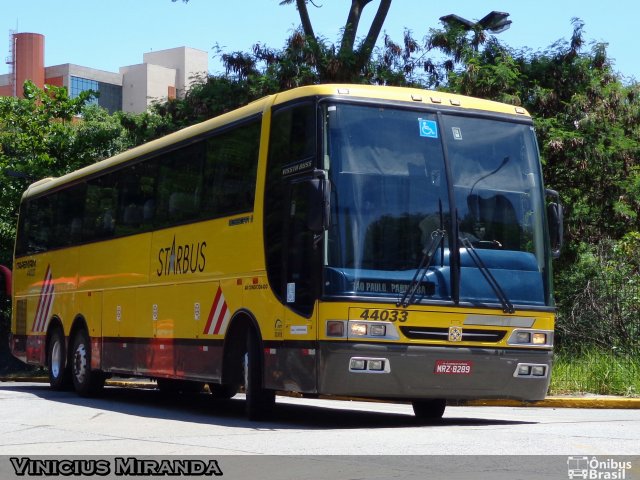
460 237 515 314
397 229 446 308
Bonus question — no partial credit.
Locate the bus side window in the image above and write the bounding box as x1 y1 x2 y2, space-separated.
84 174 118 241
25 197 54 253
53 184 86 247
155 142 205 227
204 120 260 218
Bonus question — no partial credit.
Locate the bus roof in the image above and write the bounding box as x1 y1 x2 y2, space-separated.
22 84 531 200
271 84 530 118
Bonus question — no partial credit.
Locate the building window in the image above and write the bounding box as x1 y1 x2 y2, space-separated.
70 76 122 113
70 76 99 105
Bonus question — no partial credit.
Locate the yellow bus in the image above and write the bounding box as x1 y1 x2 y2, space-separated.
9 84 562 420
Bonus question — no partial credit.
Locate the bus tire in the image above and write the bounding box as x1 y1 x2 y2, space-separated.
70 329 105 397
412 399 446 421
243 331 275 420
208 383 238 400
157 378 204 394
47 327 72 391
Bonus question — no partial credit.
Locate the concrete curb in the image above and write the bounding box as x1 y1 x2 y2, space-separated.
463 397 640 409
2 377 639 409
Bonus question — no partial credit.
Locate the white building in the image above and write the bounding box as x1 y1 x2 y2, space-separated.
121 47 208 114
0 32 209 114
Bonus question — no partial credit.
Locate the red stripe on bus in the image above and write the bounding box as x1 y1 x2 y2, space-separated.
37 281 55 332
32 265 52 332
203 287 223 335
212 302 228 335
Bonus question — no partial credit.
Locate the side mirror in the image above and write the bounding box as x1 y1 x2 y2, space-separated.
545 189 564 258
0 265 11 300
306 171 331 233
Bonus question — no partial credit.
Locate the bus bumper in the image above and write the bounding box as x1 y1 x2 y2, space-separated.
317 342 552 401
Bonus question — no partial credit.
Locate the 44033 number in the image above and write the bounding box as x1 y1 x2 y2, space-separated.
359 309 408 322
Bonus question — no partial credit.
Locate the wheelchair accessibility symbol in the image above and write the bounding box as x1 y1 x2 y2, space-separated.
418 119 438 138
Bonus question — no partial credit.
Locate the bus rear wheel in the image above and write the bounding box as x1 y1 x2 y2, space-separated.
208 383 238 400
412 399 446 421
71 329 105 397
47 327 72 390
243 331 275 420
157 379 205 394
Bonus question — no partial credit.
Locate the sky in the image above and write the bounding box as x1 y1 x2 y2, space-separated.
0 0 638 82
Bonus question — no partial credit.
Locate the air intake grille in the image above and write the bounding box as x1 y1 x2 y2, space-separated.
16 299 27 335
400 326 506 343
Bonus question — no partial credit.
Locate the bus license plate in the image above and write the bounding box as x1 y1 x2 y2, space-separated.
434 360 472 375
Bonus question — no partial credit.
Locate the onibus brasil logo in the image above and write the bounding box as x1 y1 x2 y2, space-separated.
567 456 632 480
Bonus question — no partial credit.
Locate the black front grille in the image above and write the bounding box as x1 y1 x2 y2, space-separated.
400 326 506 343
400 326 449 341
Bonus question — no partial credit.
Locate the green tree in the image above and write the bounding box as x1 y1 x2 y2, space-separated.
425 18 640 248
175 0 393 83
0 82 136 265
425 18 640 350
279 0 392 82
0 82 143 372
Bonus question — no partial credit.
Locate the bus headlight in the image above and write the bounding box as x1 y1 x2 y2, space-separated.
350 358 367 370
514 363 548 378
508 329 553 347
369 324 386 336
345 321 400 340
531 365 546 376
532 333 547 345
350 323 368 336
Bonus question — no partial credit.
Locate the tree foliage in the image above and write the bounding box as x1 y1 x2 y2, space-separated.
278 0 392 82
0 82 136 265
423 18 640 350
426 18 640 255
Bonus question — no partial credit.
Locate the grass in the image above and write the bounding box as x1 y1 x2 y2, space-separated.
550 348 640 397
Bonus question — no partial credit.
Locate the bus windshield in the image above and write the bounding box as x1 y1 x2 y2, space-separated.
323 102 551 308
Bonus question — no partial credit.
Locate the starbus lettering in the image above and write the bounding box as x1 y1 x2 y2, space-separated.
157 236 207 276
15 259 36 270
115 457 223 476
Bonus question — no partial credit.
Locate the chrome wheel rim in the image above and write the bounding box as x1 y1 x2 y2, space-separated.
73 342 88 384
243 352 249 392
50 339 62 378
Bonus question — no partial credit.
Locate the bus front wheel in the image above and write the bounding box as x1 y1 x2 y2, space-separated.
243 331 275 420
412 399 446 421
71 329 105 397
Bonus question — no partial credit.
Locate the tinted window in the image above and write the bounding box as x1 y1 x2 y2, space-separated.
204 121 260 216
84 172 118 241
264 103 316 305
155 142 205 228
15 118 261 256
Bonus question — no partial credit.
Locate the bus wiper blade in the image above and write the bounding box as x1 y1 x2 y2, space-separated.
461 237 515 314
397 229 446 308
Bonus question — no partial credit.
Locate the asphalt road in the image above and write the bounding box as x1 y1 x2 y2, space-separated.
0 381 638 458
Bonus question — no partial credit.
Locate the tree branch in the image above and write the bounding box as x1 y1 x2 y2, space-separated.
356 0 391 69
293 0 328 80
296 0 316 40
340 0 373 58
